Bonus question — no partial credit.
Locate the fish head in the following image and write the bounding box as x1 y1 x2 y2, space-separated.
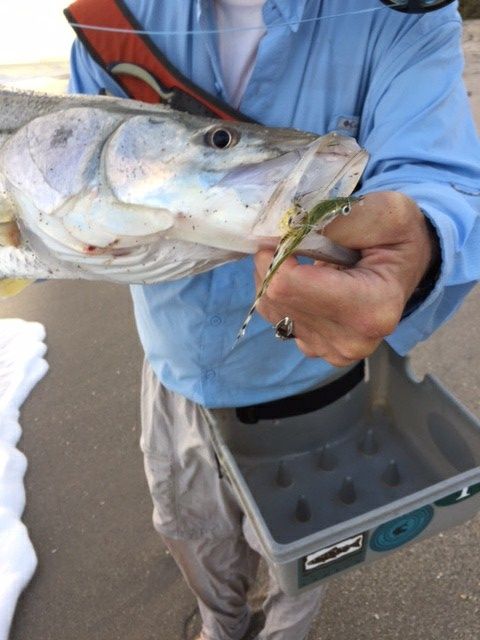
103 113 368 252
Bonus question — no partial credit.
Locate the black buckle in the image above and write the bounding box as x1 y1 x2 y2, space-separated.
380 0 454 14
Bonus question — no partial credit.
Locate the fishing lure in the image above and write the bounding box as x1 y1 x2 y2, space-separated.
236 195 361 341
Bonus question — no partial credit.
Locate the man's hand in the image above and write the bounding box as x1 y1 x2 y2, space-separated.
254 191 439 366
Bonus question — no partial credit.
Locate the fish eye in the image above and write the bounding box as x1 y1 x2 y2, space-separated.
341 204 351 215
204 126 240 150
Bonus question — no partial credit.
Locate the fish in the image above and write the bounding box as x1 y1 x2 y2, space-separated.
0 87 368 296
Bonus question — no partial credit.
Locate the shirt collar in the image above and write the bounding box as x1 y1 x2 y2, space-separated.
197 0 310 33
269 0 309 31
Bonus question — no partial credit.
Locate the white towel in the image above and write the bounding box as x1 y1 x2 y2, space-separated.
0 319 48 640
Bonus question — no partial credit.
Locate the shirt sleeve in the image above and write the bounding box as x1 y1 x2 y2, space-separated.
357 12 480 355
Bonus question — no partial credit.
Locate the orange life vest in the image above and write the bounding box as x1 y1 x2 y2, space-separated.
65 0 253 121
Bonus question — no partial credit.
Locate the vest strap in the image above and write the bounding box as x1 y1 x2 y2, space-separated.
65 0 254 121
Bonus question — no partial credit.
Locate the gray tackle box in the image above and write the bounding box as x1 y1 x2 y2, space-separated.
209 343 480 595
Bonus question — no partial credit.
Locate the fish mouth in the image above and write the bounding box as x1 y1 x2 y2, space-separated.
219 132 369 239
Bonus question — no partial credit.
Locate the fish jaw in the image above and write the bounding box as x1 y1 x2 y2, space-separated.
250 133 369 238
0 239 243 284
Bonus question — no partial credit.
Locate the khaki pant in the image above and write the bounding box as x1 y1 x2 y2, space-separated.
140 360 325 640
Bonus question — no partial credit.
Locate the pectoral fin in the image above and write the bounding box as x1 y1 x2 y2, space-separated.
0 217 33 297
0 220 21 247
0 278 33 299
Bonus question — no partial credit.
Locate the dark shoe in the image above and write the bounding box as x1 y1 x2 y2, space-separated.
241 610 265 640
185 607 264 640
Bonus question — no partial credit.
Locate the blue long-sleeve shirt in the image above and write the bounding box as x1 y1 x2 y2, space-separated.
68 0 480 407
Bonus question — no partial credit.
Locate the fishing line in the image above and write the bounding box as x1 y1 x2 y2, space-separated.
68 6 385 37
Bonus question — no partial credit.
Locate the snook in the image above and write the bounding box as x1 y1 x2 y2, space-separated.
0 87 368 290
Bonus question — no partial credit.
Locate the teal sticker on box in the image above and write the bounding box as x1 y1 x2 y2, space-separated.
370 506 434 552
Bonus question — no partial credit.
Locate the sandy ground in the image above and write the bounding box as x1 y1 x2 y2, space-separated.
2 20 480 640
0 61 69 94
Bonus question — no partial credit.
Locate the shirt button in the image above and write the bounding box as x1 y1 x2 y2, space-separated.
210 315 222 326
205 369 216 381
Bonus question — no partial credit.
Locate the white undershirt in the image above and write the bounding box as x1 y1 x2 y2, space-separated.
214 0 266 108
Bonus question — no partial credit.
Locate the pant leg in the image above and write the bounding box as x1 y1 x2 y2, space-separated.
141 359 326 640
242 517 326 640
161 533 259 640
140 360 259 640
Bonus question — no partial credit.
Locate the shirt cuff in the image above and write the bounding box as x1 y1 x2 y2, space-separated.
400 212 442 319
386 199 458 354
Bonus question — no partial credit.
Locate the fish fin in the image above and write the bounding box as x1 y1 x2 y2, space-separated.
0 220 21 247
0 187 19 229
0 200 32 298
0 279 33 299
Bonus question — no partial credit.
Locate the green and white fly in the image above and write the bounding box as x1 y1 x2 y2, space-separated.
236 195 360 341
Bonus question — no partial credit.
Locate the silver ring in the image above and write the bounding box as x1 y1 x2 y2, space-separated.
274 316 295 340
